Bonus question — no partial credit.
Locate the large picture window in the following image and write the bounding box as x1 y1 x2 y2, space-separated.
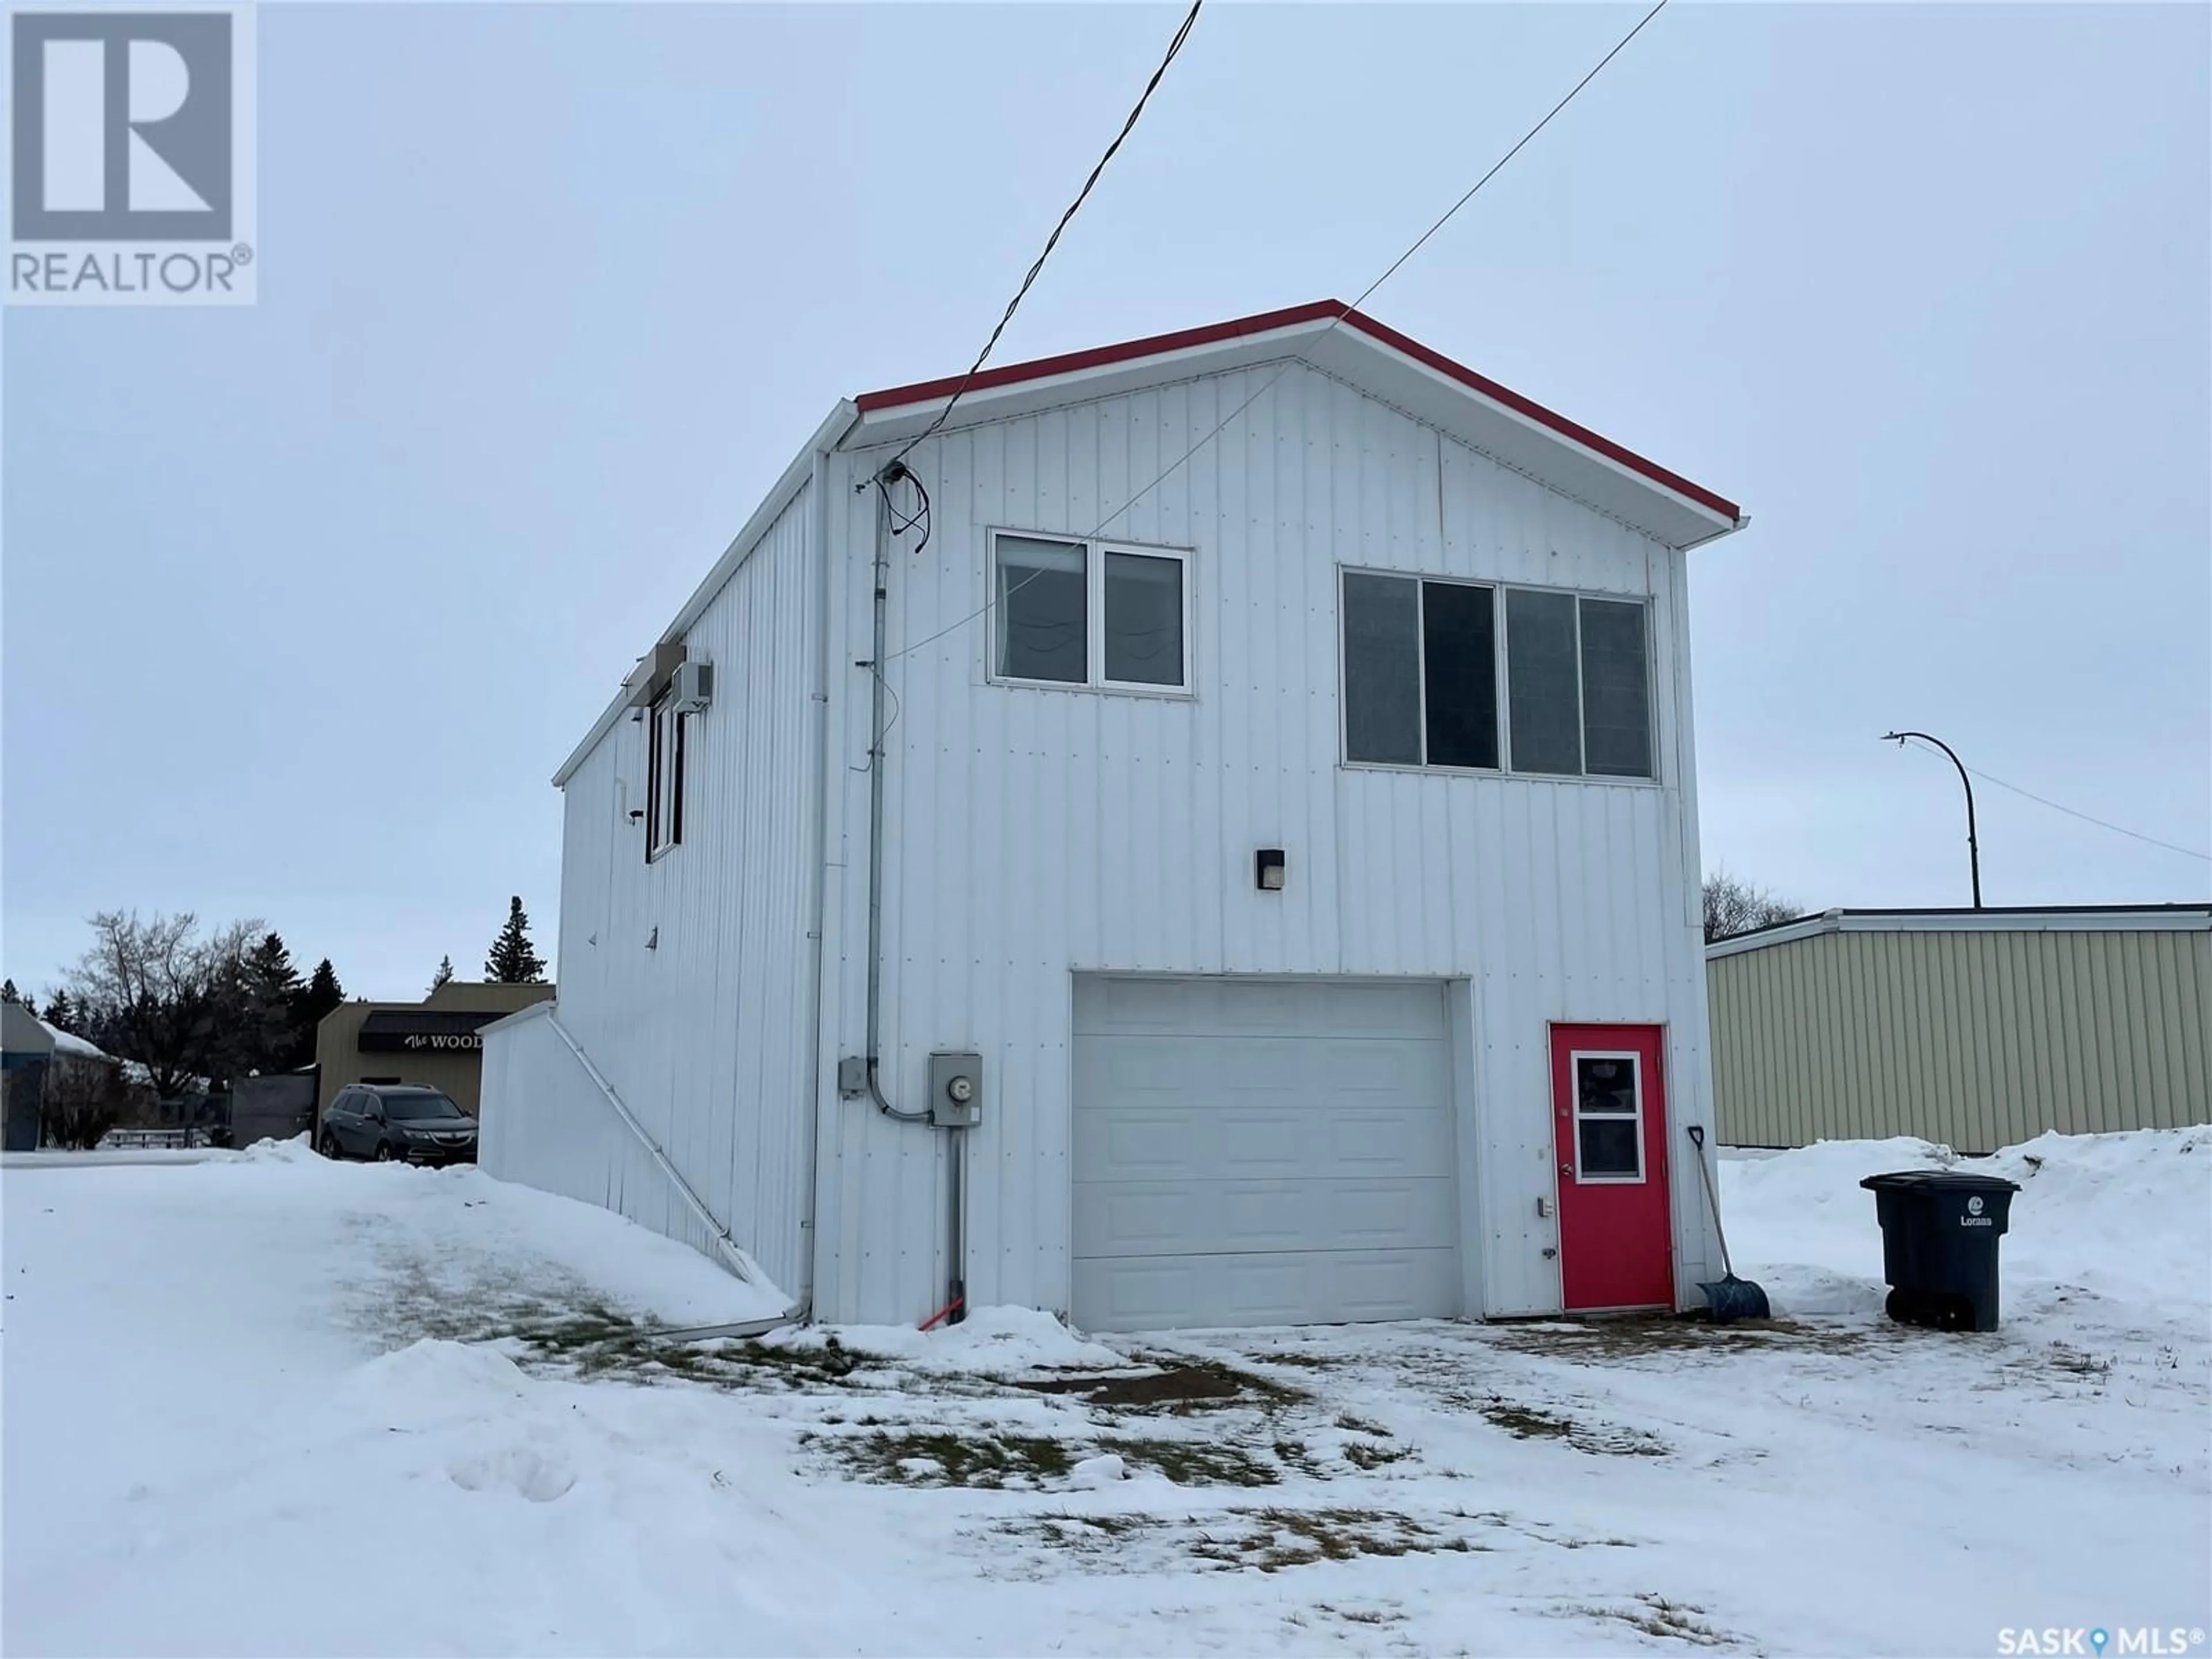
1341 570 1652 780
991 531 1190 694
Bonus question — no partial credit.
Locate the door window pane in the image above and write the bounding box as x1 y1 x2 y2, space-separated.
1507 589 1581 774
1103 552 1184 687
1576 1055 1638 1115
1578 1116 1641 1177
1421 581 1498 768
1342 572 1422 764
1580 598 1652 778
1574 1055 1642 1179
996 536 1086 683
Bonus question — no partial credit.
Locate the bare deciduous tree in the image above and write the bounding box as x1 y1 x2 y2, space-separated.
63 911 267 1097
1703 870 1801 944
40 1056 145 1150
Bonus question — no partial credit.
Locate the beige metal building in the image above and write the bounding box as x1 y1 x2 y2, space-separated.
1707 905 2211 1153
316 981 555 1115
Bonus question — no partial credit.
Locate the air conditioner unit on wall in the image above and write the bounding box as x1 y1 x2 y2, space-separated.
672 659 713 715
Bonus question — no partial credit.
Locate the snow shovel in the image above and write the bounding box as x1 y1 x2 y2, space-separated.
1685 1125 1770 1323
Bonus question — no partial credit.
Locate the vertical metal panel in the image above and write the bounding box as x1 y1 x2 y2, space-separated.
480 1009 728 1269
484 483 821 1299
1709 922 2212 1152
810 362 1716 1324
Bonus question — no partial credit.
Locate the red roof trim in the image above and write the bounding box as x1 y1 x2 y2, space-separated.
853 300 1346 415
855 300 1741 526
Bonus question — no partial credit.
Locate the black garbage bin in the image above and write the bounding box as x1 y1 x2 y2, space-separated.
1860 1170 2021 1332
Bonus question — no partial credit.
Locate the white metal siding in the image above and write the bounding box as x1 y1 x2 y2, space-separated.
490 482 823 1300
812 362 1721 1325
1069 975 1459 1331
479 1009 733 1269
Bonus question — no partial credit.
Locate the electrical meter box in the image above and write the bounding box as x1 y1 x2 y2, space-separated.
927 1051 983 1128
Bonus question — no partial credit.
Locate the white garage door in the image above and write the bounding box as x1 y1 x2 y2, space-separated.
1070 976 1461 1333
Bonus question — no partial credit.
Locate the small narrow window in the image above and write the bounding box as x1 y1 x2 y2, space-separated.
1421 581 1499 768
1579 598 1652 779
995 535 1087 684
1102 551 1184 687
1506 589 1582 775
647 690 684 861
1342 571 1422 764
1573 1054 1643 1181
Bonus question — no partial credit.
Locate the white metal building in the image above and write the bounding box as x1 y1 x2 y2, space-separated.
482 301 1748 1331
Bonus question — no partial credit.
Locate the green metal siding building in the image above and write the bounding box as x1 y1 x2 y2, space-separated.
1706 906 2211 1153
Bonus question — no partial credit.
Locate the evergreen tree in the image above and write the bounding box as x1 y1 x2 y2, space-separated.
429 954 455 994
484 897 547 984
243 931 308 1069
1 979 31 1018
39 988 72 1031
294 958 345 1051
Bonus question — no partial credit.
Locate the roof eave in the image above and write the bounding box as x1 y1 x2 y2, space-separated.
1707 903 2212 960
552 399 860 788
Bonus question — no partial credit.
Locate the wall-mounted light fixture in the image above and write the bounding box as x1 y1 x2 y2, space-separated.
1256 849 1286 891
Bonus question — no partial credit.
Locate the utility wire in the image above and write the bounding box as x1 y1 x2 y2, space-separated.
1899 739 2211 862
880 0 1671 668
878 0 1206 482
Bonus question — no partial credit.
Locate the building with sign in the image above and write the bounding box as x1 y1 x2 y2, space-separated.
316 981 554 1116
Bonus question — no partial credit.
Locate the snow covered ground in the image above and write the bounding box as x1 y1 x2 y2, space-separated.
3 1130 2206 1657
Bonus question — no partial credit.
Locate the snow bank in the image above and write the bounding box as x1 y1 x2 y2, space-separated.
1724 1126 2212 1332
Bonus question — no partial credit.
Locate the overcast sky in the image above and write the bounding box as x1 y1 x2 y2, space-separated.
5 2 2207 1002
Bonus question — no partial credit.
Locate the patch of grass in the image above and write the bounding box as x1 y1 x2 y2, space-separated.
510 1316 891 1392
1109 1436 1279 1487
1123 1356 1307 1412
1476 1397 1666 1458
1317 1604 1404 1628
820 1429 1080 1489
1334 1411 1392 1437
1031 1509 1155 1539
1479 1398 1575 1440
1252 1351 1339 1371
1577 1593 1737 1647
1343 1440 1412 1471
721 1334 877 1387
1016 1361 1249 1409
1484 1315 1878 1363
1187 1508 1480 1573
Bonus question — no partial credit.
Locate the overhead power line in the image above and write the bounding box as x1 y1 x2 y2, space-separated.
878 0 1206 481
1896 740 2211 863
881 0 1672 668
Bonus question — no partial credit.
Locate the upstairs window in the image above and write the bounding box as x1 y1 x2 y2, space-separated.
1342 570 1653 780
991 531 1190 694
646 688 685 861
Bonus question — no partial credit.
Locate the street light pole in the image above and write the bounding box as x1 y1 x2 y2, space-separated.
1881 730 1983 909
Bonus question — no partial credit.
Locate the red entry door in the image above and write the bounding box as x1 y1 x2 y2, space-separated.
1551 1024 1673 1311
